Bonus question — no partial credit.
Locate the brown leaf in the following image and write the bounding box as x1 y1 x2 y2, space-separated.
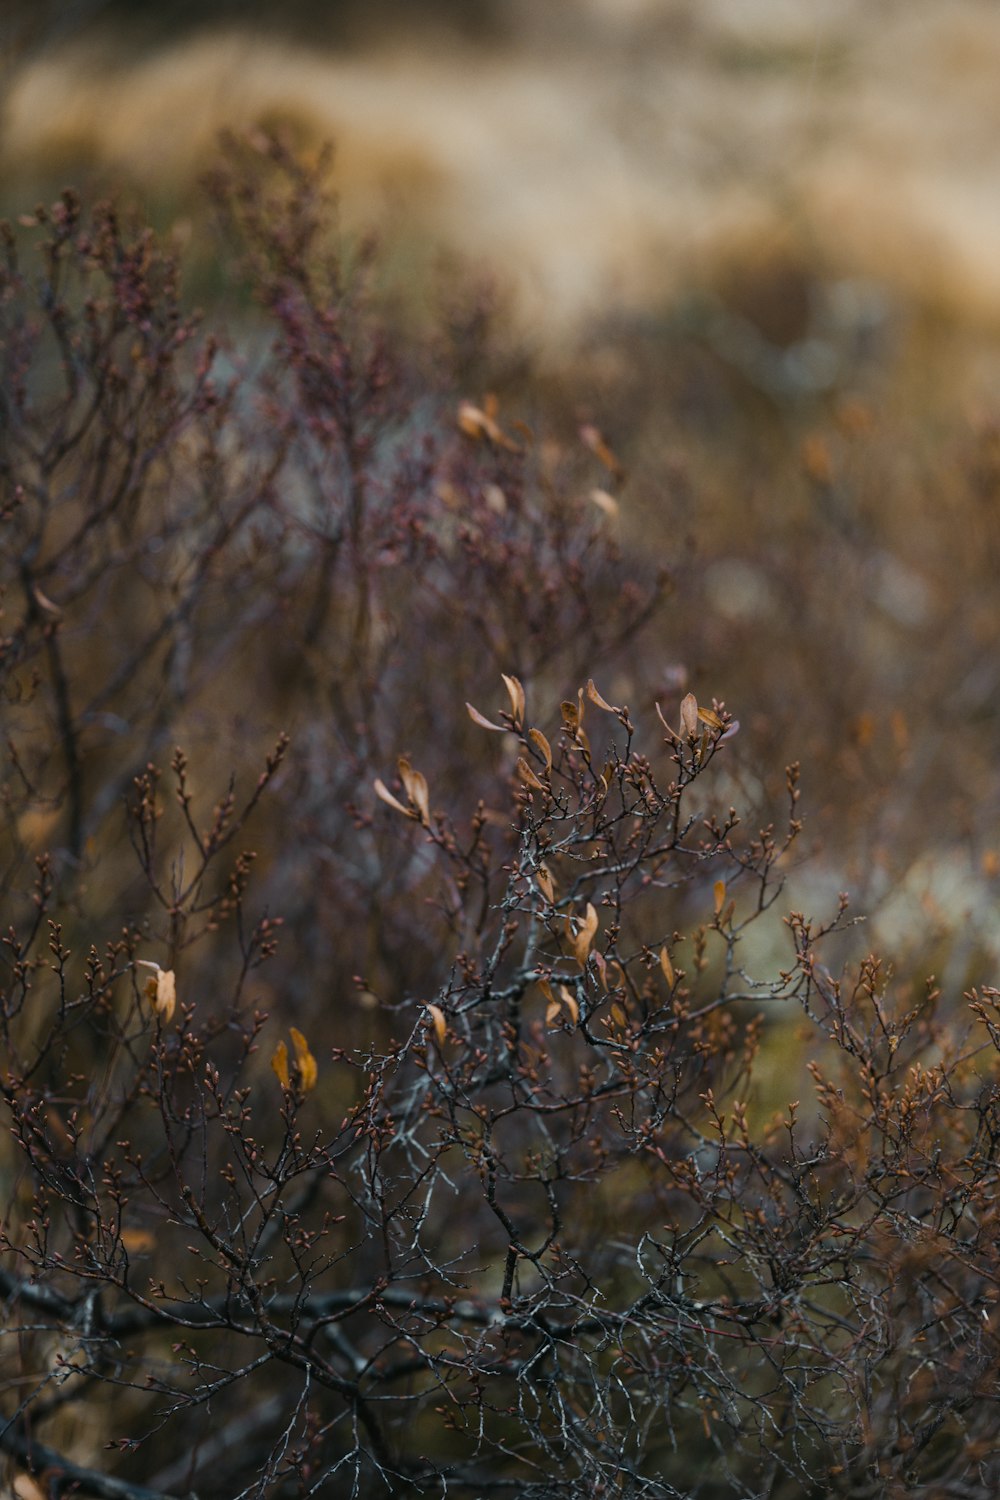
586 678 618 713
516 757 545 791
528 727 553 773
655 700 680 745
466 702 506 732
535 864 555 903
579 423 624 479
679 693 699 740
398 758 430 826
697 706 724 732
713 880 726 917
501 673 526 725
374 777 411 816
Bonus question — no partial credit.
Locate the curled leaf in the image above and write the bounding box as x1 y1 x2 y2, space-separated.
569 903 599 966
528 727 553 774
374 778 411 817
516 757 546 791
466 702 506 732
426 1004 447 1047
586 679 618 713
289 1027 318 1094
137 961 176 1023
655 700 680 745
501 674 526 725
558 984 580 1025
579 423 624 479
457 400 520 452
398 758 430 826
697 706 724 732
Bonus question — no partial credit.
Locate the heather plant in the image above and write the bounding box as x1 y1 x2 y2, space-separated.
2 139 1000 1500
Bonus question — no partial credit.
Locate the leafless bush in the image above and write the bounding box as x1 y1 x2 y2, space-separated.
2 137 1000 1500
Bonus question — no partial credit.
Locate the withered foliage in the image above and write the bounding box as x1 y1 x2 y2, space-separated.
2 137 1000 1500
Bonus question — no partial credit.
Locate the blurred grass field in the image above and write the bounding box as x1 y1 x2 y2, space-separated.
5 0 1000 998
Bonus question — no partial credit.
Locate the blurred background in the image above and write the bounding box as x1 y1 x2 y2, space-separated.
5 0 1000 989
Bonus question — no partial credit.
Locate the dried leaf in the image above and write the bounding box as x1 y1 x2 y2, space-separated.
516 757 545 791
137 961 176 1023
271 1040 290 1089
660 945 675 987
466 702 506 732
586 678 618 713
374 777 411 816
713 880 726 917
571 903 599 965
536 864 555 903
398 758 430 826
546 996 562 1026
697 706 724 732
538 978 556 1007
426 1004 447 1046
558 985 580 1025
457 400 520 452
655 700 680 745
579 423 624 479
679 693 699 740
290 1027 318 1093
528 727 553 773
589 487 620 518
501 673 526 725
120 1228 156 1254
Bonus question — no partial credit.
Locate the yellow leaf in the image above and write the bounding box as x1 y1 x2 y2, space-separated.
466 702 506 732
290 1027 318 1093
660 945 675 987
713 880 726 917
558 985 580 1025
501 673 526 725
697 706 724 731
457 400 521 452
426 1004 447 1046
679 693 699 740
137 961 176 1023
120 1228 156 1254
271 1040 290 1089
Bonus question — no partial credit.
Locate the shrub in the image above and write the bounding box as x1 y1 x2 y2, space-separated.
2 138 1000 1500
